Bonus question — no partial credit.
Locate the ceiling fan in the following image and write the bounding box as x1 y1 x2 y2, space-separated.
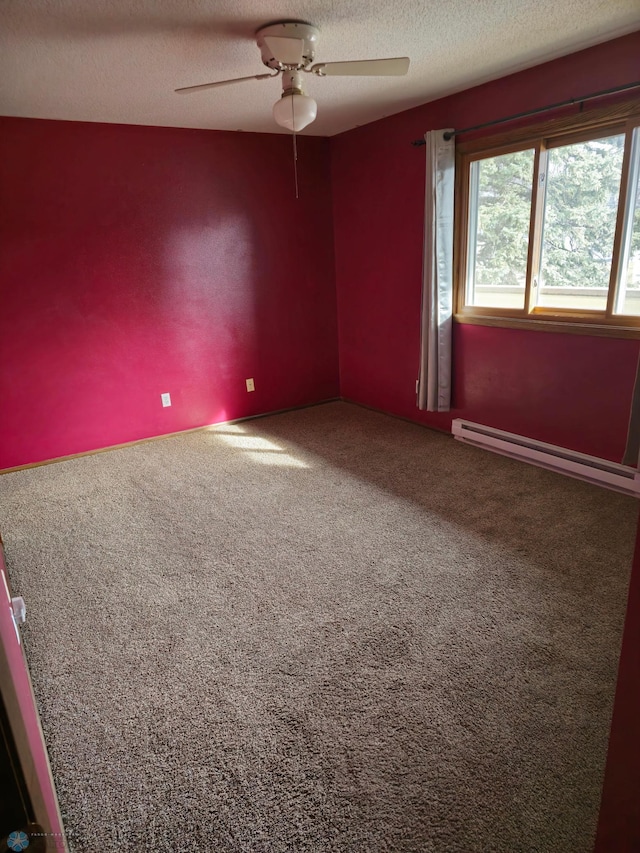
175 20 410 132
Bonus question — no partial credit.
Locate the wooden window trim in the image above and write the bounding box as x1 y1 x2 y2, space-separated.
454 100 640 339
456 101 640 155
454 313 640 340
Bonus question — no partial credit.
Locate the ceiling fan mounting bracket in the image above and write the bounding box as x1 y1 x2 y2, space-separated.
256 21 320 70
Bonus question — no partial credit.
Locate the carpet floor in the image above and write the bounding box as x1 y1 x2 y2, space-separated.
0 402 636 852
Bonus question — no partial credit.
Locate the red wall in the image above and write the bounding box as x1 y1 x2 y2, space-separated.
595 508 640 852
331 31 640 462
3 36 638 471
0 118 339 469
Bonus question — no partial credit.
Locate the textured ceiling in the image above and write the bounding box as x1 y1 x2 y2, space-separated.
1 0 639 136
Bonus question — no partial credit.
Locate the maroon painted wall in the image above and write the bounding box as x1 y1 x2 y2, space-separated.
595 508 640 853
331 31 640 462
0 118 339 470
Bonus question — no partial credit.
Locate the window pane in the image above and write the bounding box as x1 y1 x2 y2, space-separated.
466 148 535 309
615 128 640 316
538 134 625 312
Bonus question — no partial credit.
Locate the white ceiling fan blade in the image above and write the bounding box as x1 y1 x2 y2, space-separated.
175 73 275 94
312 57 410 77
263 36 305 66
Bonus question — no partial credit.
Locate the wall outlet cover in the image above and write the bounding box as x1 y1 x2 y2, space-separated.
161 392 171 407
246 378 255 392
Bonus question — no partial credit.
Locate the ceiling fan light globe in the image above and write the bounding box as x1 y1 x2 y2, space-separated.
273 93 317 132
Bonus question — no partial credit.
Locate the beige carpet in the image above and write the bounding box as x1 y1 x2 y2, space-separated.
0 402 636 853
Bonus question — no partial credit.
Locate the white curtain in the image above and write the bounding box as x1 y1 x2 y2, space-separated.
417 129 455 412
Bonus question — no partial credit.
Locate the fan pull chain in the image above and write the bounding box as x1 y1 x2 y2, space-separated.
290 93 299 199
292 130 299 199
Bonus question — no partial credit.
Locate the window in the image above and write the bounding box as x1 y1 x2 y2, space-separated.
456 104 640 335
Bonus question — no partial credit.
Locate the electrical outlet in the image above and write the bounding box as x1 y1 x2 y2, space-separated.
161 392 171 407
246 378 255 392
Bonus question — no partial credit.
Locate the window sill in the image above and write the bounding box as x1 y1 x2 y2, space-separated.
454 313 640 340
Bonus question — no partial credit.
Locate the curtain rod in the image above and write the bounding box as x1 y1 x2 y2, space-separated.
410 80 640 146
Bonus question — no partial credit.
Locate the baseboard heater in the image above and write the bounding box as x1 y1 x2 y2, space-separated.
451 419 640 497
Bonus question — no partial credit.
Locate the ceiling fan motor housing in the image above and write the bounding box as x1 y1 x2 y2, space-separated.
256 22 320 70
